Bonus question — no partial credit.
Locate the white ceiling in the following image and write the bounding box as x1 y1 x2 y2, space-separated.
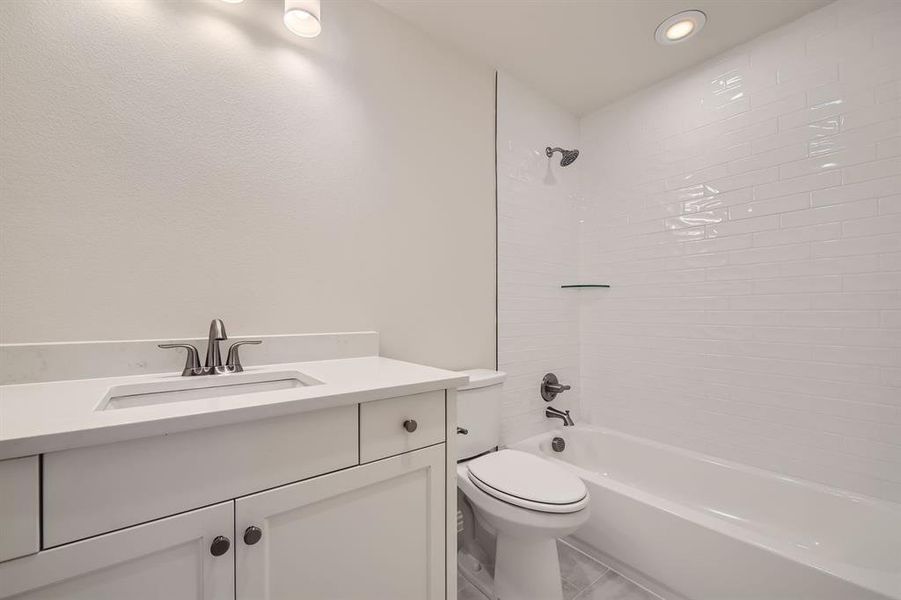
374 0 833 115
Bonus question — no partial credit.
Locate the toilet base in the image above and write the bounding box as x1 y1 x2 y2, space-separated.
494 534 563 600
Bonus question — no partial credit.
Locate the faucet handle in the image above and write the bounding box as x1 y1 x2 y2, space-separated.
225 340 262 373
158 344 202 376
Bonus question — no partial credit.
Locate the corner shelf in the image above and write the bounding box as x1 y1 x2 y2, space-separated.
560 284 610 289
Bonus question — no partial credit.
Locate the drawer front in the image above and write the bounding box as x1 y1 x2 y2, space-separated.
0 456 39 562
43 405 358 547
360 391 445 463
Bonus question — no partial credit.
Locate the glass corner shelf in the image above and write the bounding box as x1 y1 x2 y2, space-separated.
560 284 610 289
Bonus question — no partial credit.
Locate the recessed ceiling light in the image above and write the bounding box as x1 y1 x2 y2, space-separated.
284 0 322 38
655 10 706 45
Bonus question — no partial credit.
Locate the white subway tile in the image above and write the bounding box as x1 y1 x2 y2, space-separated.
780 198 878 228
728 192 810 220
811 292 901 310
754 275 843 294
707 166 780 194
808 119 900 157
730 294 812 310
813 345 901 367
683 233 753 255
842 99 901 130
684 188 753 213
880 194 901 214
753 222 842 246
877 136 901 159
811 174 901 206
812 233 901 257
843 272 901 291
727 243 810 265
707 214 780 238
842 156 901 183
728 144 808 176
752 66 838 108
665 210 727 230
875 81 901 104
842 213 901 237
752 121 836 154
754 170 842 201
843 327 901 348
779 146 876 180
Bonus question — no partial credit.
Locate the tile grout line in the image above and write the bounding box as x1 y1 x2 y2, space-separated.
559 538 667 600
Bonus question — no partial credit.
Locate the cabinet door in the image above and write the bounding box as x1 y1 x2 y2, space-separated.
236 444 446 600
0 502 234 600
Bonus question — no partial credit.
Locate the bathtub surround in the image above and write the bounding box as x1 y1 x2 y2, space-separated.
498 0 901 504
0 0 495 370
578 0 901 503
496 73 582 444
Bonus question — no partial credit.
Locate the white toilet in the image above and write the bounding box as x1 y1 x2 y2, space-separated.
456 369 590 600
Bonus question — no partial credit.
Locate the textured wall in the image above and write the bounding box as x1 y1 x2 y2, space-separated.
579 0 901 501
496 73 582 444
0 0 496 370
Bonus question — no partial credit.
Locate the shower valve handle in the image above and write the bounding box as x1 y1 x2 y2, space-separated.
540 373 571 402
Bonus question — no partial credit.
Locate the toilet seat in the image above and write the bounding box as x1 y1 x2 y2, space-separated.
466 449 589 514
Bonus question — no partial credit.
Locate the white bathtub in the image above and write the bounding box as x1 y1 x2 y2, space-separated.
514 426 901 600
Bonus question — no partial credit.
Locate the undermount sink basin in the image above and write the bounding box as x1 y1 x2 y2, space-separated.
97 370 323 410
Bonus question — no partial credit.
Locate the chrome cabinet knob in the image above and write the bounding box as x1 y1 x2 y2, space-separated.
456 427 468 435
403 419 418 433
210 535 231 557
243 526 262 545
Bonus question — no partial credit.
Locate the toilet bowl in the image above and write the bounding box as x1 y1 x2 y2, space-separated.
455 370 589 600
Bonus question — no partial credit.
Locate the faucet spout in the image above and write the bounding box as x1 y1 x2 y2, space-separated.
205 318 228 373
546 406 574 427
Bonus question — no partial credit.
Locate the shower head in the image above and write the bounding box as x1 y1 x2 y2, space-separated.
546 146 579 167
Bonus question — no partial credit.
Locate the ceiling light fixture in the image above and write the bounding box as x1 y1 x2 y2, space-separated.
284 0 322 38
655 10 706 45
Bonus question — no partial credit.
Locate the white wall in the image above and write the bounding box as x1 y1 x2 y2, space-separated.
0 0 496 370
496 73 582 444
579 0 901 501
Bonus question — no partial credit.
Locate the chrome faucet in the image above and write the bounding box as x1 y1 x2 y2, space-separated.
546 406 574 427
159 319 261 376
205 319 228 375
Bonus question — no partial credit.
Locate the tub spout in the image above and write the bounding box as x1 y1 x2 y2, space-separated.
546 406 574 426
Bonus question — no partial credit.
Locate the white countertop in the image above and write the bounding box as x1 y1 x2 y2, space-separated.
0 356 468 460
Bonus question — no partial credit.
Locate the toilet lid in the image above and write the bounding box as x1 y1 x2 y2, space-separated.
467 450 588 513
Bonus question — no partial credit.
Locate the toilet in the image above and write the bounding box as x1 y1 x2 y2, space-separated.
456 369 590 600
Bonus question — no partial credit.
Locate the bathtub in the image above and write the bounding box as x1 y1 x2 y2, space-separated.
514 426 901 600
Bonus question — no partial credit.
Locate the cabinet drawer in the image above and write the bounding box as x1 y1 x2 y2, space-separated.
0 456 39 562
43 405 358 547
360 391 445 463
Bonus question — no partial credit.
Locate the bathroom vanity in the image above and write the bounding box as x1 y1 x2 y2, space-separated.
0 333 465 599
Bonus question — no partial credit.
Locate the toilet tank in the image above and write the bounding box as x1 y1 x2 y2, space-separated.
455 369 506 461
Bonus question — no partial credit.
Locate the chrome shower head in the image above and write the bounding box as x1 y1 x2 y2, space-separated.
546 146 579 167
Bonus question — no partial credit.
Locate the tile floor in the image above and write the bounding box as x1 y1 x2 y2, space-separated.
458 540 663 600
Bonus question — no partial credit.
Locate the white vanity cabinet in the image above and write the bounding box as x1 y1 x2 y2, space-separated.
236 444 446 600
0 502 235 600
0 389 456 600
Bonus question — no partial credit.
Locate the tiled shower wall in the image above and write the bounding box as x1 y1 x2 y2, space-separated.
578 0 901 501
497 73 582 444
